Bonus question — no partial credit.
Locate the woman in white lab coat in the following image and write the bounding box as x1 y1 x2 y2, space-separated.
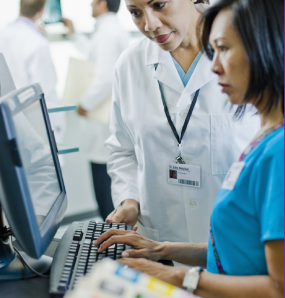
105 0 260 243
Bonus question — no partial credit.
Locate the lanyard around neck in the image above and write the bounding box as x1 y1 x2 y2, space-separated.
154 63 200 156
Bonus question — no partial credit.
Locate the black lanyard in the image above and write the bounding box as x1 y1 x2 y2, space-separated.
155 64 200 162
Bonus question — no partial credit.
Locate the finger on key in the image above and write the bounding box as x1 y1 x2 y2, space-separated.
97 234 135 253
93 229 132 246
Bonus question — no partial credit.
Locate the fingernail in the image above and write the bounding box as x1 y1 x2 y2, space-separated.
122 252 129 258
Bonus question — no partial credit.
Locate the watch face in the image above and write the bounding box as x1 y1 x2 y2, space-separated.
183 267 203 293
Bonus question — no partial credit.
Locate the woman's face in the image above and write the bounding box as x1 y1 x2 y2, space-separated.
125 0 196 51
209 9 250 105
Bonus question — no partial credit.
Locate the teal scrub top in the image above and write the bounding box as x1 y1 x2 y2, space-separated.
172 51 203 87
207 126 284 275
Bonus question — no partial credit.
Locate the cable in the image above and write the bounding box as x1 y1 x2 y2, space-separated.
13 246 50 278
1 227 12 239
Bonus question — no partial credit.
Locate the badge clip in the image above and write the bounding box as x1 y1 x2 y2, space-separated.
176 144 185 164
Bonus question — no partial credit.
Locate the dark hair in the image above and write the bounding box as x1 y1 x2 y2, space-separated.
199 0 284 117
105 0 121 13
20 0 46 18
196 0 210 3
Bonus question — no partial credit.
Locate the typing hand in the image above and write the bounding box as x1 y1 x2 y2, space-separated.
117 258 187 289
94 228 163 261
106 199 139 227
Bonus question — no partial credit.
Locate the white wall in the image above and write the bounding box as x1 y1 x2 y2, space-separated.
0 0 137 32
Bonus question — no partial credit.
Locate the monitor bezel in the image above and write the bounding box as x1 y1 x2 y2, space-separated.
0 84 67 259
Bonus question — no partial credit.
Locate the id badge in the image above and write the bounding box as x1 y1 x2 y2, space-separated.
221 161 245 190
167 162 201 188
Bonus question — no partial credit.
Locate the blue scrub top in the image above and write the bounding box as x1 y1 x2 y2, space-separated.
207 126 284 275
172 51 203 87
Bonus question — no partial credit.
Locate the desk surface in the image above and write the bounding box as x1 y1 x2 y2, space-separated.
0 239 59 298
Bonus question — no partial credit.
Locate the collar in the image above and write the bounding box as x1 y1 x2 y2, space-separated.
145 39 216 104
176 52 216 107
16 16 36 26
15 16 44 36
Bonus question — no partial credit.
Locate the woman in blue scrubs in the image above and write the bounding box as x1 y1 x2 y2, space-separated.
95 0 284 296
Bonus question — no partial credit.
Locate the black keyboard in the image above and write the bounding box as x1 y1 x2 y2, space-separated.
49 221 132 298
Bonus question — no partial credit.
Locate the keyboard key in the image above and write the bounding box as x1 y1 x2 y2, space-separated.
73 231 83 241
58 283 68 291
84 239 92 244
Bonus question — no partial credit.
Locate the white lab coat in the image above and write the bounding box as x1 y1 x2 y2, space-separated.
0 17 64 141
106 37 261 243
72 12 130 163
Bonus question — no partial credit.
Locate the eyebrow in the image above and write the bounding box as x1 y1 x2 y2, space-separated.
127 0 155 8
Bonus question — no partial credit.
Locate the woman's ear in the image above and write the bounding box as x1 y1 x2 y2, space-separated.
100 0 108 10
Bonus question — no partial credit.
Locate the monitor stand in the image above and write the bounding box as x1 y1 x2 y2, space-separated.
0 205 53 281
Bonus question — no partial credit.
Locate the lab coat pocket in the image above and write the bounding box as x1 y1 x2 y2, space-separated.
136 221 159 241
210 113 260 175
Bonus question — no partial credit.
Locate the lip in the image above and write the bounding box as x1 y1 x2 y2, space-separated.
218 83 230 93
154 32 172 44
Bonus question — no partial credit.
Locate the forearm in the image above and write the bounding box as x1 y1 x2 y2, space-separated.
195 272 284 298
160 242 207 267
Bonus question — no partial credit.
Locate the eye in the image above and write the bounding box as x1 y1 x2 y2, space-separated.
153 2 166 9
130 10 141 18
218 45 227 51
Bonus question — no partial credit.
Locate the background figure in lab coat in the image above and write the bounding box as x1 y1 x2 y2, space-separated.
0 0 64 141
63 0 130 220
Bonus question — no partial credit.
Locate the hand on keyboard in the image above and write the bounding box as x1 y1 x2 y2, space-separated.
116 257 186 289
50 221 134 297
94 228 163 261
105 199 139 227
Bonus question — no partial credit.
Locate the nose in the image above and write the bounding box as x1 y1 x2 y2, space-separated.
144 11 161 32
211 52 223 75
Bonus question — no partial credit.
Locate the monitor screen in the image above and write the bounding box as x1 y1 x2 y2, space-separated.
42 0 62 24
13 100 61 227
0 83 67 260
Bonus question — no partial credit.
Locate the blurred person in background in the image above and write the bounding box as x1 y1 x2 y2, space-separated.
63 0 130 220
0 0 64 141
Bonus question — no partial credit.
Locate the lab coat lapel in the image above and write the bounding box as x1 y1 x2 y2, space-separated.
177 53 216 108
153 51 184 94
145 39 184 94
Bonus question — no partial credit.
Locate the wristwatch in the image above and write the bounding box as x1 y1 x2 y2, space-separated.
182 266 204 293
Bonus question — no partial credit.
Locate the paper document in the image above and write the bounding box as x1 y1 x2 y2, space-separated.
62 57 112 124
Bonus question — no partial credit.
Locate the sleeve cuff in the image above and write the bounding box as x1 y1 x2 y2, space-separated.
113 194 140 209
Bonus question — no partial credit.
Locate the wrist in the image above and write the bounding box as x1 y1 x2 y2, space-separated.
172 267 189 289
153 241 166 261
159 241 171 260
121 199 139 209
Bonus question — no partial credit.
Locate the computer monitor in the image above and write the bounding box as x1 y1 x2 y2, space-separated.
0 84 67 280
42 0 63 24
